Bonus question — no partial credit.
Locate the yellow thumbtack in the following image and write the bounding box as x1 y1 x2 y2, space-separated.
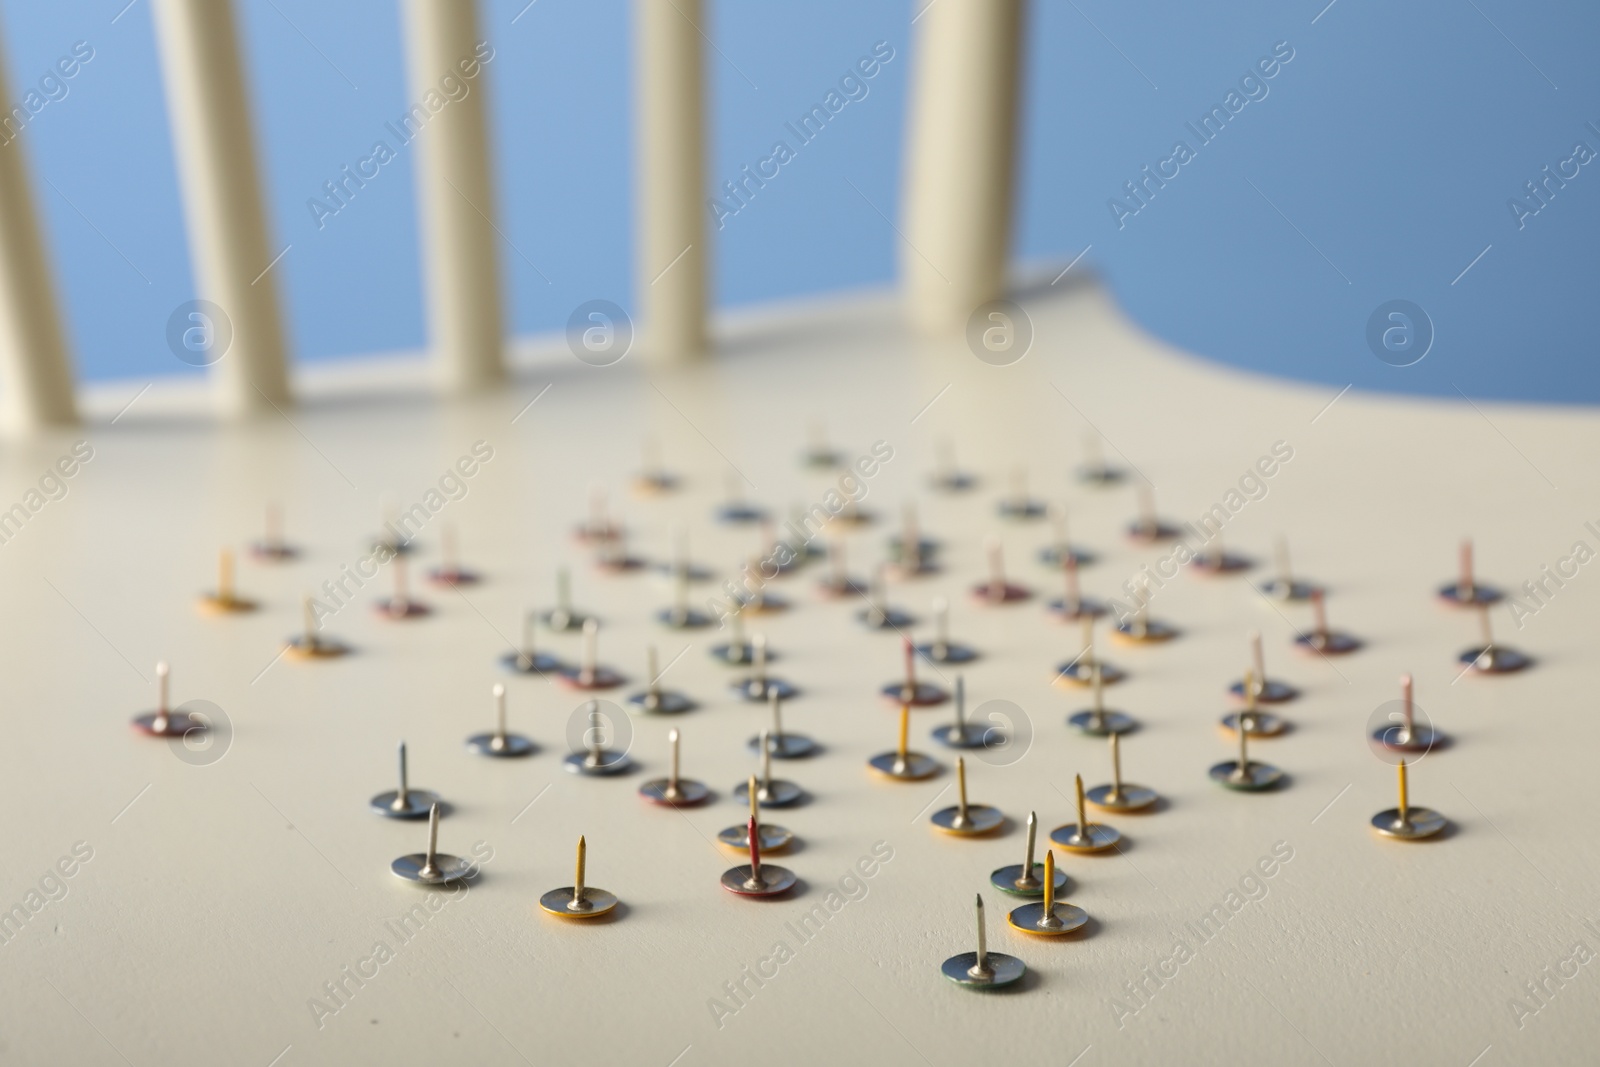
539 835 619 918
1371 759 1447 840
1050 774 1121 852
1007 850 1088 935
868 704 939 780
930 757 1004 835
198 548 257 614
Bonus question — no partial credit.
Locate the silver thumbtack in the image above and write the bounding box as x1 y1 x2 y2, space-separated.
1457 603 1531 673
710 603 758 665
1086 733 1159 811
881 635 948 705
558 619 626 690
916 597 979 664
467 684 536 757
1007 849 1088 936
868 705 941 780
501 609 564 674
1370 759 1448 840
730 633 798 702
249 503 298 560
656 558 712 628
757 520 802 577
563 701 633 775
627 646 695 713
749 689 817 758
930 757 1005 835
1438 539 1503 606
1293 588 1361 655
857 564 915 629
888 502 939 577
371 742 440 818
733 731 804 807
1050 774 1122 852
942 895 1025 988
1221 669 1287 738
1373 674 1446 752
1190 531 1252 575
996 466 1045 520
653 526 711 582
1127 484 1179 542
427 523 480 586
934 676 989 748
131 661 203 737
286 593 350 659
783 504 827 562
1046 554 1107 622
374 555 430 618
735 554 788 614
816 539 867 597
1228 631 1298 703
540 566 589 632
991 812 1070 898
391 803 474 884
972 536 1031 604
1260 536 1317 601
540 835 620 917
1039 502 1096 569
1076 434 1125 486
715 471 767 524
1209 719 1284 791
718 773 795 852
720 811 797 897
928 439 977 493
371 499 413 556
1057 616 1125 686
1068 662 1137 736
801 421 845 469
639 728 711 806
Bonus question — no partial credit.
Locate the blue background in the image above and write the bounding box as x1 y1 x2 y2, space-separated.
5 0 1596 401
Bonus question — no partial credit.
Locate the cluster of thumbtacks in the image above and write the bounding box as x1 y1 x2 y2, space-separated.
129 439 1527 987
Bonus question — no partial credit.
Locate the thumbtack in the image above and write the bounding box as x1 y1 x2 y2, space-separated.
563 700 633 775
249 503 297 560
370 741 439 818
1373 674 1445 752
857 564 916 629
930 757 1004 835
942 895 1025 989
720 814 797 897
973 536 1030 603
574 484 621 544
1370 759 1447 840
781 505 827 562
1057 617 1125 686
888 502 939 577
501 610 563 674
540 566 590 633
1111 581 1178 644
928 439 977 493
735 554 788 614
1067 662 1137 736
915 598 979 664
757 520 802 577
558 619 626 690
1221 669 1287 738
801 421 845 470
374 555 430 618
427 524 480 586
1209 719 1284 791
1127 484 1180 542
639 728 710 806
1189 532 1251 575
990 811 1070 898
627 646 695 713
1228 631 1298 703
371 499 413 556
730 633 798 702
1086 734 1159 811
1439 539 1503 606
718 774 794 852
285 593 350 658
1077 434 1124 486
882 635 948 705
594 524 646 573
1038 502 1095 569
715 471 767 524
816 539 867 598
749 689 817 758
1046 554 1107 621
391 803 474 884
868 704 941 780
1293 589 1360 655
710 604 759 665
131 661 203 737
1457 604 1531 674
996 466 1045 520
198 548 257 614
1007 850 1088 936
633 437 679 494
733 731 804 807
466 684 536 757
539 835 619 917
1259 536 1316 601
1050 774 1122 852
653 526 713 583
933 677 989 748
